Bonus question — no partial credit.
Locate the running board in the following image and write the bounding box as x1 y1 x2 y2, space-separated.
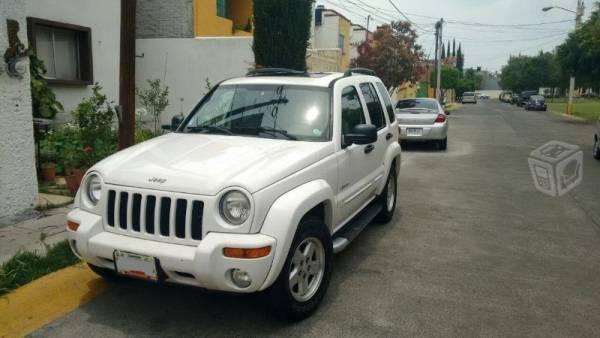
332 203 382 254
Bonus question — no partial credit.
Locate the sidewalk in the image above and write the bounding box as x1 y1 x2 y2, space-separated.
0 194 73 264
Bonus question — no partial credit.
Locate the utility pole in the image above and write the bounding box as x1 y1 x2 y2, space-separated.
566 0 585 115
434 21 439 99
365 15 371 41
435 18 443 103
118 0 136 149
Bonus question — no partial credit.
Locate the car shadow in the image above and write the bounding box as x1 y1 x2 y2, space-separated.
400 141 444 152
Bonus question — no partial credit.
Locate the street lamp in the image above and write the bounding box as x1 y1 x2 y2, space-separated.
542 1 584 115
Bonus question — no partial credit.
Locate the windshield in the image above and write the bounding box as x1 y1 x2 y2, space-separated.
531 95 544 100
182 84 331 141
463 92 475 96
395 99 440 112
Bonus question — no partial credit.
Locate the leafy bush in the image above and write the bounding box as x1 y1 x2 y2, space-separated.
72 84 115 147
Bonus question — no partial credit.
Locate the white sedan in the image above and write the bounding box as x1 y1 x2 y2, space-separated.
396 98 449 150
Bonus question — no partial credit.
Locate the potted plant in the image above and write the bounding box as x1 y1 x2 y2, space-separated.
40 152 58 182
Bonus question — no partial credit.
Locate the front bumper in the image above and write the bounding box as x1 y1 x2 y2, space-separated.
67 208 276 293
399 123 448 141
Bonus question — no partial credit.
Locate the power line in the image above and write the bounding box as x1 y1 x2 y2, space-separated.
386 0 433 32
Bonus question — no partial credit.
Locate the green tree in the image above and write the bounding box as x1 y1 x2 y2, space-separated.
30 54 63 119
499 52 562 93
253 0 312 70
456 43 464 75
351 21 423 88
430 66 459 90
556 3 600 90
136 79 170 134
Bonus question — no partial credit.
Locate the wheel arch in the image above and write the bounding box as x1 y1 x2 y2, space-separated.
376 143 401 195
258 179 334 291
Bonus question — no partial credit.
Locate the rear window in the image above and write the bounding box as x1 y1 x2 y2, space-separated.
375 82 395 123
396 99 440 111
360 83 386 130
531 95 544 100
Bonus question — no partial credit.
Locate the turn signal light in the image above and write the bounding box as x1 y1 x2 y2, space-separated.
223 246 271 259
67 220 80 232
434 114 447 123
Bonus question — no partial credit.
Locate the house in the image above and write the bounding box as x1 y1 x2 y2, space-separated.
0 0 121 223
350 24 372 61
312 5 352 70
24 0 121 119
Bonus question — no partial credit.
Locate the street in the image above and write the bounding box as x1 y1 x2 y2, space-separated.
33 100 600 337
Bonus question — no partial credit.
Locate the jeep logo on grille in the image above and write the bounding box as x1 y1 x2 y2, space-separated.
148 177 167 184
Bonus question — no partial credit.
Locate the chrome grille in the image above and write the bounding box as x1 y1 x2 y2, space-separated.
106 188 204 242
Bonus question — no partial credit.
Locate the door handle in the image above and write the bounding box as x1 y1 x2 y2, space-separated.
364 144 375 154
386 132 393 141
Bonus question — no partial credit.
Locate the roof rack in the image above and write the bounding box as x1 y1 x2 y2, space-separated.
247 68 309 77
343 68 376 77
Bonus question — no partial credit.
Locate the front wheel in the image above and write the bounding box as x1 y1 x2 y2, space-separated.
268 217 332 321
376 166 397 223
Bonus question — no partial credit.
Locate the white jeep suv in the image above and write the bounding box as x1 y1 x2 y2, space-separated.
67 68 401 320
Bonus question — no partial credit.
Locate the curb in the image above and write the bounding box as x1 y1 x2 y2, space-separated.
0 263 108 337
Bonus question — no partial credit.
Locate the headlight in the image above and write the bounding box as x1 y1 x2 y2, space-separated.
84 173 103 206
219 190 251 225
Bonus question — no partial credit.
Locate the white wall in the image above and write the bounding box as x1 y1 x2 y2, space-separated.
135 37 255 124
314 13 339 49
25 0 121 120
0 0 38 224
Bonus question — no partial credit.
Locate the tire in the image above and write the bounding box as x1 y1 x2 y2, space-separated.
268 217 333 321
438 137 448 150
376 164 397 223
87 263 123 281
594 136 600 160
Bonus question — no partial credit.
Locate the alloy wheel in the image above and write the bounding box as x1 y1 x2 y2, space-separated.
289 237 325 302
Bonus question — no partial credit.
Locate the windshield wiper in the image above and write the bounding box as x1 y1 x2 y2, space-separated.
186 125 235 135
258 126 297 140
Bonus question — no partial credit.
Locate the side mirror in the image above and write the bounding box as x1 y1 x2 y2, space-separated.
343 124 377 147
162 115 185 131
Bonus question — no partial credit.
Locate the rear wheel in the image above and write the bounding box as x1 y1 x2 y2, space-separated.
594 136 600 160
376 165 397 223
438 138 448 150
268 217 332 321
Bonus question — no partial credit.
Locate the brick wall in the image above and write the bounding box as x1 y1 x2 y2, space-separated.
136 0 194 38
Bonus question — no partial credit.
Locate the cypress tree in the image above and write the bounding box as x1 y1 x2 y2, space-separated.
452 39 456 57
441 43 446 59
456 43 464 75
253 0 313 71
446 41 450 59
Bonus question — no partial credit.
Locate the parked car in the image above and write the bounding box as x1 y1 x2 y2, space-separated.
524 95 547 111
66 68 401 320
395 98 449 150
518 90 538 107
594 117 600 160
500 91 513 102
479 93 490 99
462 91 477 104
511 93 521 105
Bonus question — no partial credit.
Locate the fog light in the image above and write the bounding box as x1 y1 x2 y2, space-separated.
231 269 252 288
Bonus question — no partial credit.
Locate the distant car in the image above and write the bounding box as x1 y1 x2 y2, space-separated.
462 92 477 104
479 93 490 99
524 95 547 111
518 90 538 107
594 118 600 160
500 91 513 102
395 98 449 150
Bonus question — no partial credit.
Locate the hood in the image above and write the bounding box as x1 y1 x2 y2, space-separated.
93 133 334 195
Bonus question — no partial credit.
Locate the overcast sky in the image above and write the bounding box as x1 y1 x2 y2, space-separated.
316 0 591 72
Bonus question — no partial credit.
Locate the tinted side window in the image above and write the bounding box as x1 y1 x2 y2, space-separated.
375 82 395 123
360 83 386 130
341 86 365 135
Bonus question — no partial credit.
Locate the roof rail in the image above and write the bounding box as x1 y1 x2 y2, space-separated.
247 68 308 77
343 68 376 77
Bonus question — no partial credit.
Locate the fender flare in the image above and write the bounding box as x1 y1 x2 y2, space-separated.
258 179 334 291
376 142 402 195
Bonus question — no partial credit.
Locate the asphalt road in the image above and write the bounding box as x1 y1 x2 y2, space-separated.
34 100 600 337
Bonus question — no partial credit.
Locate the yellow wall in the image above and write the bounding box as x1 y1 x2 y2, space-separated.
194 0 253 37
338 16 352 70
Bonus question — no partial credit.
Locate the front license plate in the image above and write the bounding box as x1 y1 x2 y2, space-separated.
407 128 423 136
114 251 159 281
